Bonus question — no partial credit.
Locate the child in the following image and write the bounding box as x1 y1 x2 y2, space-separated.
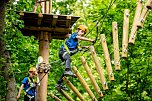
17 67 38 101
56 25 94 90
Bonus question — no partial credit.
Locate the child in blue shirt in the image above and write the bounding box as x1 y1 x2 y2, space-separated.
56 25 94 90
17 67 38 101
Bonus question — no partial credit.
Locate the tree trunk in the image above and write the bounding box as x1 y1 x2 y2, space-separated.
0 1 17 101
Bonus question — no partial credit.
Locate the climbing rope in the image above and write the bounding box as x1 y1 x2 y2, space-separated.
80 0 117 55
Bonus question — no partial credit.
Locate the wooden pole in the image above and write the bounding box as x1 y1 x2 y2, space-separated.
41 0 45 13
100 34 115 80
136 0 151 28
112 22 121 70
129 0 143 44
63 77 86 101
56 88 74 101
49 0 52 14
48 93 62 101
72 66 98 101
80 56 103 97
122 9 129 58
146 0 152 9
36 32 50 101
46 0 50 14
89 46 108 90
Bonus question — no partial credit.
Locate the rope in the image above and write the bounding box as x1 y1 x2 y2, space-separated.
80 0 117 55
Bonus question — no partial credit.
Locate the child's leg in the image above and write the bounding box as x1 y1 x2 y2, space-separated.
62 53 71 70
57 73 64 84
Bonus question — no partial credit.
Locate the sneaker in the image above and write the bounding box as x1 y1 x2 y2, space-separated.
56 84 69 91
64 70 76 77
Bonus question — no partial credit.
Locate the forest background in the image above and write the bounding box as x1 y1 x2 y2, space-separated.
0 0 152 101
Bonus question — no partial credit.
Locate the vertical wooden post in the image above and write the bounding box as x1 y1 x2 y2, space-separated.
112 22 121 70
129 0 143 44
89 46 108 90
72 66 98 101
46 0 50 14
63 77 86 101
137 0 151 28
56 88 74 101
36 32 50 101
100 34 115 80
80 56 103 97
49 93 62 101
122 9 129 58
49 0 52 14
41 0 45 13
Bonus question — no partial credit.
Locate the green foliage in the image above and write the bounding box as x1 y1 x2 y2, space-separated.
1 0 152 100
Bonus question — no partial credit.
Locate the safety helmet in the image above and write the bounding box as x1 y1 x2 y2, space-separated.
29 67 37 72
78 25 87 34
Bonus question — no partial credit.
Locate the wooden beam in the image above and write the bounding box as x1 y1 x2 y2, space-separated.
122 9 129 58
72 66 98 101
52 15 58 27
100 34 115 80
24 26 71 32
66 16 71 27
52 34 70 39
48 93 61 101
80 56 103 97
37 13 43 25
129 0 143 44
63 76 86 101
112 22 121 70
89 46 108 90
56 88 74 101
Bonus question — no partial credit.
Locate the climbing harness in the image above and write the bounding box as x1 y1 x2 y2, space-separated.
26 94 34 101
63 35 80 55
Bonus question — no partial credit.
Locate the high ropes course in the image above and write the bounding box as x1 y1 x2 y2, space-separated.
17 0 152 101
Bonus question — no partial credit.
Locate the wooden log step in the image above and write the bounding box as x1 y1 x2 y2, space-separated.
100 34 115 80
72 66 98 101
112 22 121 70
129 0 143 44
89 46 108 90
63 76 86 101
80 56 103 97
56 87 74 101
122 9 130 58
48 93 62 101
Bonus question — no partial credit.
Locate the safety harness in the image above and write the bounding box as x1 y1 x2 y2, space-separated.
63 35 80 56
24 77 37 101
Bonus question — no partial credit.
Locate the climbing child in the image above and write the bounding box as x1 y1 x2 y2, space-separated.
56 25 94 90
17 67 38 101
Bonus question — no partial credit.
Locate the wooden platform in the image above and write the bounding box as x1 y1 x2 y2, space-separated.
17 11 80 39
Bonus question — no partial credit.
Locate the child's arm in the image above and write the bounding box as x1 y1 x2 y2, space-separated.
16 84 24 99
76 36 94 42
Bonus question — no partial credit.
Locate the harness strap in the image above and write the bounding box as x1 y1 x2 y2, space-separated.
63 34 81 54
64 40 70 54
25 77 36 95
26 94 34 101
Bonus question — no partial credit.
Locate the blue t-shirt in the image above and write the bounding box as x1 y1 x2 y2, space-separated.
65 32 78 51
22 77 36 96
